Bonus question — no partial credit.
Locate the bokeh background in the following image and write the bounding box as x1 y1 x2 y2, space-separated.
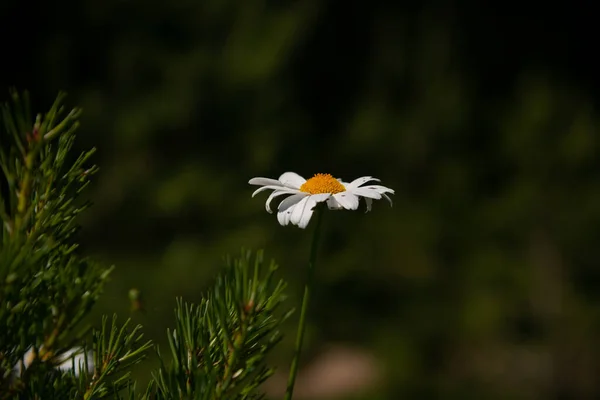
2 1 600 399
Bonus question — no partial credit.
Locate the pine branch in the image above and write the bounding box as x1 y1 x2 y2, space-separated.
83 316 152 399
1 90 292 399
148 249 293 400
0 90 115 399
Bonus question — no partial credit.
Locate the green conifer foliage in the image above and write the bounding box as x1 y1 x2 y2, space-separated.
0 91 291 399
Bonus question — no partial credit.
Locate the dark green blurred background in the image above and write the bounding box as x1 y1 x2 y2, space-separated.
2 1 600 398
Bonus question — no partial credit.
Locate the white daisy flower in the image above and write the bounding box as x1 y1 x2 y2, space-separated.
249 172 394 229
54 347 94 375
14 346 93 377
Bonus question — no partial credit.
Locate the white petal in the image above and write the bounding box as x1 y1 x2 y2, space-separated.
332 192 360 210
382 192 393 206
277 205 295 226
349 187 382 199
310 193 332 204
278 172 306 189
278 193 307 212
365 197 373 213
290 197 310 225
338 180 353 191
297 207 315 229
295 194 330 228
249 177 281 186
265 189 298 213
252 184 288 197
56 348 93 376
346 176 381 189
327 197 342 210
362 185 395 194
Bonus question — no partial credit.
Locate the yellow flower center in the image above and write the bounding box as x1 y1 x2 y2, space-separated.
299 173 346 194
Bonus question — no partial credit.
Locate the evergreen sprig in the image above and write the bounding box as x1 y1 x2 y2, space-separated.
0 90 150 399
83 316 152 399
149 250 292 400
0 90 292 399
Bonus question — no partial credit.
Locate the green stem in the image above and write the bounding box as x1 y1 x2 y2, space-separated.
284 209 324 400
216 320 248 398
14 152 35 232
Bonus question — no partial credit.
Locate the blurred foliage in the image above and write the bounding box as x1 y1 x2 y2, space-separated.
2 1 600 398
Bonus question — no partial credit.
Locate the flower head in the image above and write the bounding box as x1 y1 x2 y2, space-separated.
13 346 93 377
249 172 394 229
